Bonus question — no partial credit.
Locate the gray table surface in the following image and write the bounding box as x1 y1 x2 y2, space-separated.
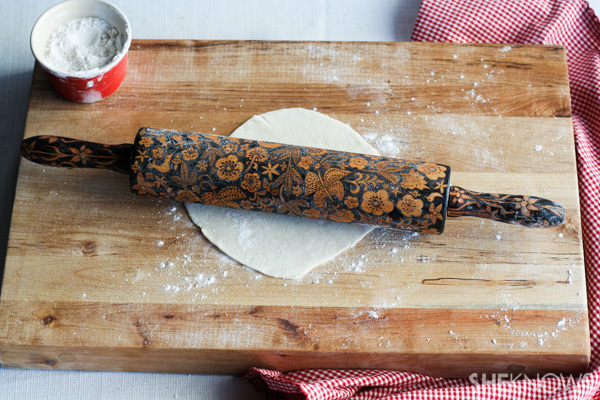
2 0 595 399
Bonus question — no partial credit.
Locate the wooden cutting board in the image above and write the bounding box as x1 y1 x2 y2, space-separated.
0 40 588 378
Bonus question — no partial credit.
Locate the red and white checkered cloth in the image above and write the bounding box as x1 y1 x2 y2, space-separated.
245 1 600 398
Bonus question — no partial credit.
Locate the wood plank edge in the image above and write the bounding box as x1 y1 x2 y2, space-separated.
0 344 589 378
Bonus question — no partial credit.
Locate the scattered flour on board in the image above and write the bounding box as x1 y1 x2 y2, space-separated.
143 197 427 318
302 44 346 84
483 309 584 346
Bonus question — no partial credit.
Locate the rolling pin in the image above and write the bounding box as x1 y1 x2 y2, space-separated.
20 127 565 234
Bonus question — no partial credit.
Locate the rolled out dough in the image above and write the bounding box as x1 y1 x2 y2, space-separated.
185 108 378 279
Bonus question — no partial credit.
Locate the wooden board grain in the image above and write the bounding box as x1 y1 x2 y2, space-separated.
0 40 588 377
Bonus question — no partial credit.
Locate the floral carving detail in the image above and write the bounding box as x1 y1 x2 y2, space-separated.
139 136 154 147
361 190 394 216
182 147 198 161
70 146 93 164
298 156 314 170
197 160 208 172
247 147 268 163
345 196 359 209
515 196 539 217
305 168 350 209
202 186 246 208
216 155 243 181
261 162 280 180
417 163 447 180
241 173 261 192
397 194 424 217
307 147 327 156
402 170 428 190
152 148 165 158
223 142 239 154
425 203 443 224
349 157 368 170
131 173 157 196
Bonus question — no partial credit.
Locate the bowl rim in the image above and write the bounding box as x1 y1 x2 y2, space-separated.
30 0 132 78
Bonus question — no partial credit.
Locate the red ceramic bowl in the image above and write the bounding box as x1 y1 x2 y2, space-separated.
30 0 132 103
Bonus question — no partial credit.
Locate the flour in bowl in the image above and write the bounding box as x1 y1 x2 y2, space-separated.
45 17 123 74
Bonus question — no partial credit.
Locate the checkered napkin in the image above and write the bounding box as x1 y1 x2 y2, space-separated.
245 1 600 398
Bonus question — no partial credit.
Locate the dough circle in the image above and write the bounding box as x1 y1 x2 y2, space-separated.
185 108 378 279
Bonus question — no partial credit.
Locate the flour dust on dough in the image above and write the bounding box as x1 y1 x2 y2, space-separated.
185 108 379 279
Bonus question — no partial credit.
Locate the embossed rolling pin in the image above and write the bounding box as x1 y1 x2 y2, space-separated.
21 128 565 234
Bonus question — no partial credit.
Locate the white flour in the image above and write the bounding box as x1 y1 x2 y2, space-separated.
45 17 123 73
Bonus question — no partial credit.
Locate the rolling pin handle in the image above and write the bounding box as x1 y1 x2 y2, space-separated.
21 135 133 175
446 186 565 227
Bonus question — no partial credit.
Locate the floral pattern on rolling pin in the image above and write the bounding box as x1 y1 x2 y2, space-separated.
20 135 132 174
447 186 565 227
130 128 451 233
